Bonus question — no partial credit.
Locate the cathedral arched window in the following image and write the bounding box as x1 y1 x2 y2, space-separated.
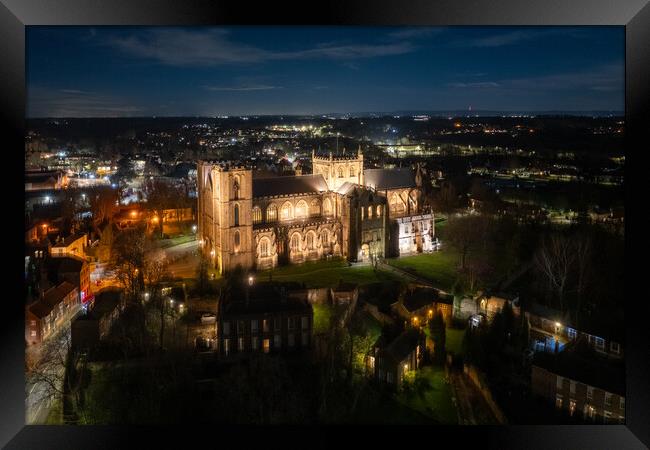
232 175 240 200
310 199 321 216
233 230 240 251
321 229 329 247
295 200 308 219
306 232 314 250
338 167 344 178
323 198 332 217
367 206 373 219
290 233 300 253
390 193 404 215
266 204 277 222
376 205 382 217
281 202 293 221
233 204 240 226
349 166 356 177
252 206 262 224
260 238 269 257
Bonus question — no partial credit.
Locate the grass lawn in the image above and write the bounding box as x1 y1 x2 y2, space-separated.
157 235 195 249
386 250 460 291
446 327 466 356
258 258 402 288
313 303 334 334
397 365 458 424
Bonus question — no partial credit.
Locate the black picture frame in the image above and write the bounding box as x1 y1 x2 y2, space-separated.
2 0 648 448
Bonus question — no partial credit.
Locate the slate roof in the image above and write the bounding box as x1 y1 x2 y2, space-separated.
385 328 421 363
335 182 357 195
533 343 625 396
253 174 328 198
30 281 77 318
364 168 416 190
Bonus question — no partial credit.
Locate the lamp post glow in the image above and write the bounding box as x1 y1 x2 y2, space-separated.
248 275 254 286
192 225 197 233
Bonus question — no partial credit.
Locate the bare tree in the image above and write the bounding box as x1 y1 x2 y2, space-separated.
572 234 592 327
87 186 118 226
534 234 575 313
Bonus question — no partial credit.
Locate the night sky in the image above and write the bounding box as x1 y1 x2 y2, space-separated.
26 26 624 117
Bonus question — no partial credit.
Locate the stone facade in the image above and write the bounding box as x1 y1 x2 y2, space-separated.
198 151 434 274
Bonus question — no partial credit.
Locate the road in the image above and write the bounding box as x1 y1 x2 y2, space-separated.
162 240 200 279
25 324 73 424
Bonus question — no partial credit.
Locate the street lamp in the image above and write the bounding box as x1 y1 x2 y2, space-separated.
192 225 197 233
248 275 254 286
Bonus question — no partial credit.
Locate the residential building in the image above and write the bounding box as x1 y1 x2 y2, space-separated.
50 232 89 259
71 288 124 350
531 344 625 424
25 281 80 345
216 282 313 357
367 328 424 388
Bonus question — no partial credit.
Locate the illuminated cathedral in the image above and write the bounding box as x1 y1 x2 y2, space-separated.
197 148 434 274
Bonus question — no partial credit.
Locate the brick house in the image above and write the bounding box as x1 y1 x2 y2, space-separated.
216 283 313 357
531 343 625 424
26 281 80 345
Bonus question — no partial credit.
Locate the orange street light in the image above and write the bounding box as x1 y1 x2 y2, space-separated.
152 216 159 223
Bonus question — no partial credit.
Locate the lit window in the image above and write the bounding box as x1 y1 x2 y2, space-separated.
367 206 373 219
555 394 563 409
569 399 576 416
567 327 577 340
263 339 270 353
31 330 37 337
295 200 308 219
238 337 244 351
263 319 270 333
252 207 262 224
266 204 278 222
376 205 382 217
281 202 293 220
260 239 269 257
321 230 329 247
290 234 300 253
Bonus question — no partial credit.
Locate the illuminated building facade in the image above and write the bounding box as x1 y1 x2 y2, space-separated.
198 149 434 274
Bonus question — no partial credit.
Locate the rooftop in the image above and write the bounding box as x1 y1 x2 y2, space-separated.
533 342 625 396
364 168 416 190
253 174 328 198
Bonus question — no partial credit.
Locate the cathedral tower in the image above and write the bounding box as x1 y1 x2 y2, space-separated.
311 146 364 191
197 161 254 274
